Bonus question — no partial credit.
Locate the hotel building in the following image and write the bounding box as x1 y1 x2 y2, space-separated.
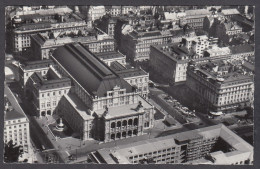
186 60 254 112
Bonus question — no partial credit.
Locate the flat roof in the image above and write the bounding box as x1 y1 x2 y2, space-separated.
221 9 240 15
96 124 253 164
151 43 193 63
115 67 148 78
95 51 125 60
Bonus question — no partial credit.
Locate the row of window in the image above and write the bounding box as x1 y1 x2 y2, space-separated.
41 90 67 97
41 100 57 108
5 120 26 125
4 123 27 130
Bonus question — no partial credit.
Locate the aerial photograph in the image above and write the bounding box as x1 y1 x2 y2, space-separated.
4 5 254 164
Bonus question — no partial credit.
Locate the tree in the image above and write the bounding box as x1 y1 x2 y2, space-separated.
4 140 22 163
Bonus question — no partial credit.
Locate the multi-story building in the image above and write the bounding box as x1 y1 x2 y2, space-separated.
110 61 149 99
92 124 253 165
186 60 254 112
4 86 31 154
87 6 106 21
96 15 118 37
11 9 87 53
182 35 209 57
95 51 126 66
105 6 122 16
26 65 71 117
215 20 243 43
120 27 192 63
49 43 154 141
18 59 54 88
150 43 191 83
31 28 115 60
179 9 211 29
204 46 231 57
221 9 241 18
231 14 254 32
229 44 254 60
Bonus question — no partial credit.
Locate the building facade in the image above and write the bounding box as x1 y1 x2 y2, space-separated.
95 51 126 66
4 86 31 154
18 59 54 88
11 10 87 53
92 124 253 165
31 28 115 60
49 43 154 141
26 66 71 117
110 61 149 99
186 60 254 112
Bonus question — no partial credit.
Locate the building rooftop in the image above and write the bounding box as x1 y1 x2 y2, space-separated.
190 60 253 85
95 51 126 60
63 93 94 120
185 9 211 18
13 12 85 31
221 9 240 16
229 44 254 54
110 61 127 71
115 67 148 78
231 14 254 28
95 96 152 120
96 124 253 164
20 59 53 70
242 61 254 72
206 46 231 56
30 71 71 90
4 86 27 121
13 6 73 17
224 22 242 31
52 43 134 97
152 43 194 63
31 28 112 47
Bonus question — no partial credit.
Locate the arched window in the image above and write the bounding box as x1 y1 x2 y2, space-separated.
122 120 127 127
128 130 132 136
128 119 133 125
111 122 115 128
122 131 126 137
117 121 121 127
134 118 138 126
111 134 115 140
133 129 138 135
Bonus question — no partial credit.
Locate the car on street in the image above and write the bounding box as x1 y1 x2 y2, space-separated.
148 82 154 88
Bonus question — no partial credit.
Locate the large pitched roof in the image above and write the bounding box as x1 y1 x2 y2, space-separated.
4 86 27 121
52 43 133 97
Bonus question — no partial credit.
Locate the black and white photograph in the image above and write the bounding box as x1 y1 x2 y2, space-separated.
3 5 255 165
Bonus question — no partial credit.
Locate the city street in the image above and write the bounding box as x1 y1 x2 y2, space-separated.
148 86 215 129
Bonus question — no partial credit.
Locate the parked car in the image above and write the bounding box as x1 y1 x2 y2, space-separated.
148 82 154 88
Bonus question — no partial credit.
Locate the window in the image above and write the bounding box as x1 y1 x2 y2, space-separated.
53 92 55 96
41 103 45 108
47 102 51 107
